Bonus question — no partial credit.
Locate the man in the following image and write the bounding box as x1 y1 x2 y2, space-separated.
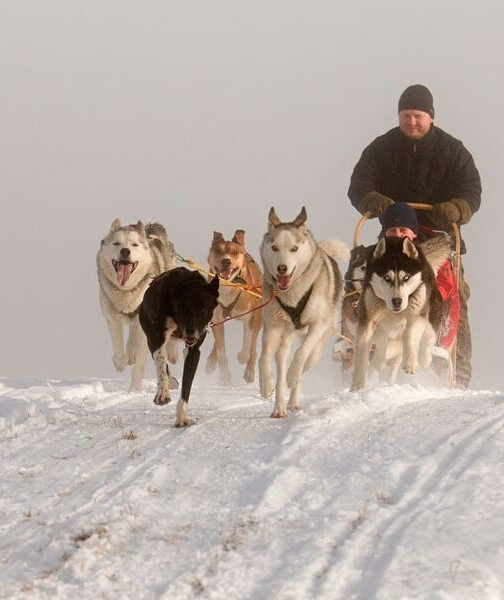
348 85 481 387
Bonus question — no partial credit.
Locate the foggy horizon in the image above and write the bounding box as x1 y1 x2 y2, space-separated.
1 1 503 389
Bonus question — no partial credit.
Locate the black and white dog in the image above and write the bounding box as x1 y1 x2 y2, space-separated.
350 236 450 391
139 267 219 426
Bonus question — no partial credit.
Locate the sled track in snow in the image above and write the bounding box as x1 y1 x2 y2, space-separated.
311 398 504 599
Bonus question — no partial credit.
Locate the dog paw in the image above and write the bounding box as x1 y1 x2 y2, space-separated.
260 380 274 399
218 370 232 386
271 408 287 418
350 376 365 392
175 417 195 427
237 350 249 364
153 390 171 405
243 364 255 384
168 375 179 390
419 348 433 368
287 353 306 386
113 353 128 372
129 382 143 392
402 356 418 374
286 364 300 389
287 401 300 412
175 399 194 427
205 354 217 374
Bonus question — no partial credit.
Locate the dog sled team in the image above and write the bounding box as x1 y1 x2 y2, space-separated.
96 84 481 425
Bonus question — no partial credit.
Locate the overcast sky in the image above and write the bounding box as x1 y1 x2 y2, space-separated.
1 0 503 389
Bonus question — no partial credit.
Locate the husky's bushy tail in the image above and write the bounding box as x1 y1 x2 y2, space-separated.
318 239 350 263
145 222 168 240
146 222 177 269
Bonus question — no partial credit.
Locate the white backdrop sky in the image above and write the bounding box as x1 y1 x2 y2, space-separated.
1 0 503 389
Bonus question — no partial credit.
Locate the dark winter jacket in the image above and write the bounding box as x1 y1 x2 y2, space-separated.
348 125 481 233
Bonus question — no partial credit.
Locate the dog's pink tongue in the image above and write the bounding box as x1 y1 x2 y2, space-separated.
219 269 231 279
277 274 291 290
117 263 133 286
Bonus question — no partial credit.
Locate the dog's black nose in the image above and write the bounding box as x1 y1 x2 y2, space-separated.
120 248 131 258
277 264 288 275
221 258 231 269
392 297 402 309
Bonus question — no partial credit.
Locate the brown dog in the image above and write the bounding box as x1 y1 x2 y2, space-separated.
206 230 263 385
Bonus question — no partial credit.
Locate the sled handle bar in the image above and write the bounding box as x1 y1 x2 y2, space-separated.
353 202 461 288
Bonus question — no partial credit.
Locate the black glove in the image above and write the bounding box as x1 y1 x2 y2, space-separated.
430 199 472 227
357 192 394 218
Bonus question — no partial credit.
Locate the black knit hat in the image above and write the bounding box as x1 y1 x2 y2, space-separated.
398 84 435 118
379 203 419 235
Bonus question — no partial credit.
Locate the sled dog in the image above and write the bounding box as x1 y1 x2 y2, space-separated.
97 218 176 391
350 236 450 391
206 230 263 385
259 207 349 417
139 267 219 427
333 244 371 371
334 243 405 384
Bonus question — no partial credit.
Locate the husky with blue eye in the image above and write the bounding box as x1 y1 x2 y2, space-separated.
350 235 450 391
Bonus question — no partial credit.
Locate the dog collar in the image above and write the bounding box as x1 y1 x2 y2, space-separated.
120 305 141 319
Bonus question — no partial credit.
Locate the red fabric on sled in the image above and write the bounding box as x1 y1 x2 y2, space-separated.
436 260 460 348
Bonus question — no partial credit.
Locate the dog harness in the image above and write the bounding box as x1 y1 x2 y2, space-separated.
219 290 242 318
275 285 314 330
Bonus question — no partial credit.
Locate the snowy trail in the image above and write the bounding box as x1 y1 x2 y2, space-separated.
0 377 503 599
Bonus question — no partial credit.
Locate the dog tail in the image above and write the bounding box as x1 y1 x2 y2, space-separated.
146 223 177 270
419 235 452 276
318 239 350 263
146 222 168 240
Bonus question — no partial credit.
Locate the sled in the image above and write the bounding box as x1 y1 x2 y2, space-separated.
334 203 461 387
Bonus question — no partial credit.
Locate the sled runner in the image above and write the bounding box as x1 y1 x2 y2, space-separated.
333 203 461 387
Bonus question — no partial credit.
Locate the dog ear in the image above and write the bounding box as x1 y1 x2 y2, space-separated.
402 238 419 260
372 238 387 260
141 283 159 324
110 218 122 231
135 220 146 237
213 231 224 243
268 207 281 230
292 206 307 228
232 230 245 246
208 274 220 298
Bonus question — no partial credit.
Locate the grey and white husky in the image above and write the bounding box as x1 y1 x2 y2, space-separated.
259 207 349 417
97 218 177 391
350 236 450 391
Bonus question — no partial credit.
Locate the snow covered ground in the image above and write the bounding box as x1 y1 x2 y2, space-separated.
1 375 503 599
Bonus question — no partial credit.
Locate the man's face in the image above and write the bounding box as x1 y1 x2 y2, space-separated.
384 226 417 241
399 109 433 139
